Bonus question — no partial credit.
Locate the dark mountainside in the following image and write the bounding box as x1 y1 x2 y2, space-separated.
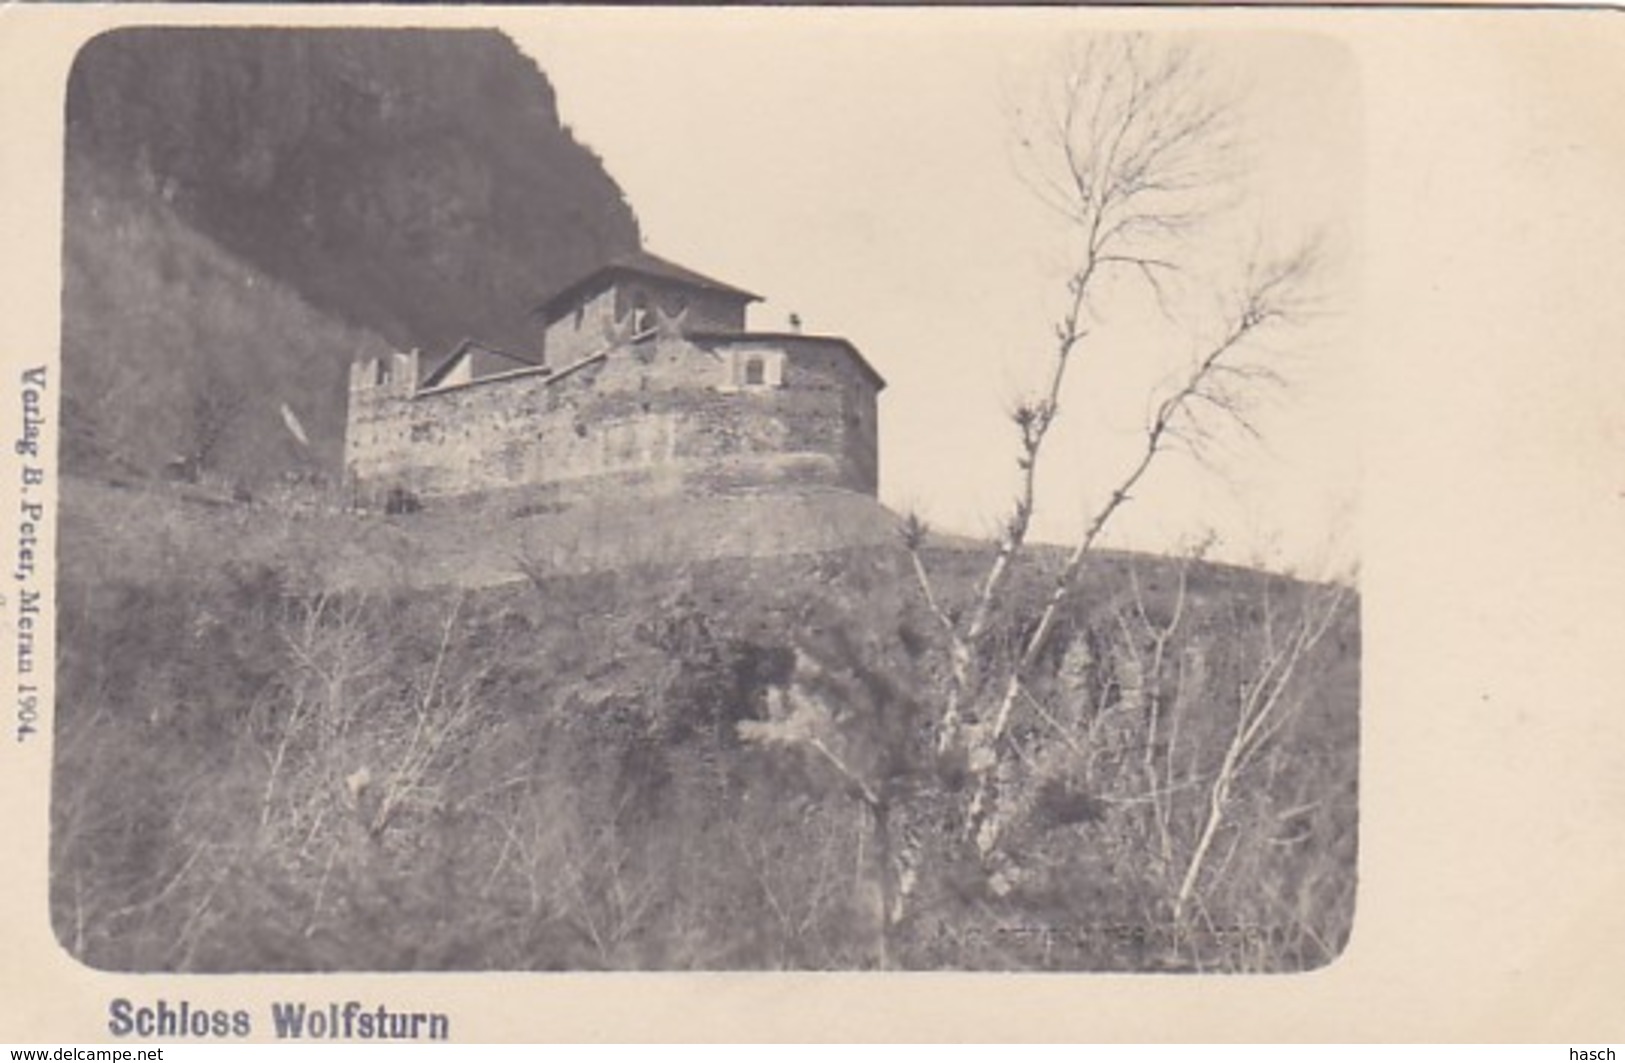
61 27 640 485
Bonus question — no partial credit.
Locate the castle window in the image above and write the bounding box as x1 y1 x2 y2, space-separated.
728 347 784 391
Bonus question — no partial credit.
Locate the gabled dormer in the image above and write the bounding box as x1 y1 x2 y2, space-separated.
535 250 761 369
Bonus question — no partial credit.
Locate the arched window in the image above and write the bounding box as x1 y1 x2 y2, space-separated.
743 356 765 387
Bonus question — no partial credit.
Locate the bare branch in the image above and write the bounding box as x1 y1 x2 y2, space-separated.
912 36 1343 897
953 39 1327 858
1172 580 1351 922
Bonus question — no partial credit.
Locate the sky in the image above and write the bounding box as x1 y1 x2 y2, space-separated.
514 11 1361 575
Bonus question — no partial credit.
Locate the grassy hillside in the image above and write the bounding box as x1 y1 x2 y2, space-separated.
52 481 1358 972
58 475 917 591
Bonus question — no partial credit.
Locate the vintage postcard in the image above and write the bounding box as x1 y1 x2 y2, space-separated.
0 3 1621 1042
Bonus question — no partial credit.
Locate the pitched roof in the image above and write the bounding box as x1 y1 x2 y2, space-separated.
535 249 761 322
687 331 887 393
420 338 542 388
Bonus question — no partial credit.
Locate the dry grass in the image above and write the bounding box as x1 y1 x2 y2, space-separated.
52 480 1357 972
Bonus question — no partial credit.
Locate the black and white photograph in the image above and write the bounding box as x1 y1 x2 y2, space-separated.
48 19 1358 975
2 2 1623 1042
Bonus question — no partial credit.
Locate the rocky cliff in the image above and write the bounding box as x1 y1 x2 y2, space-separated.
61 27 642 485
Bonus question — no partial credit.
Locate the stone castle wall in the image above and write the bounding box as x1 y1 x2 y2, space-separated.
541 282 747 369
344 333 879 510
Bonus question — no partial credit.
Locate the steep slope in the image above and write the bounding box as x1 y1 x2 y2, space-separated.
60 166 394 482
62 27 642 484
51 510 1359 972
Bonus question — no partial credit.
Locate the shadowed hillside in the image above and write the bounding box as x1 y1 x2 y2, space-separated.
60 166 395 484
62 27 641 485
52 477 1359 973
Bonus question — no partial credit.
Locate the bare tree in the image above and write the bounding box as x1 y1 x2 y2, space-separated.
908 34 1328 870
734 33 1338 966
1029 549 1357 966
1167 573 1350 928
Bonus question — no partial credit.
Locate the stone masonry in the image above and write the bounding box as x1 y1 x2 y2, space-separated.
344 251 884 512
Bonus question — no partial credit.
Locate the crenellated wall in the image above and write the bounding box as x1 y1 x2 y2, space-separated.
344 332 880 511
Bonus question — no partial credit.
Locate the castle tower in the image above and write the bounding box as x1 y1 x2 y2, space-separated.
534 250 761 369
343 348 421 506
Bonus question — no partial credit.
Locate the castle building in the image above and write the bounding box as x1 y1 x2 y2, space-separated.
344 251 884 511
